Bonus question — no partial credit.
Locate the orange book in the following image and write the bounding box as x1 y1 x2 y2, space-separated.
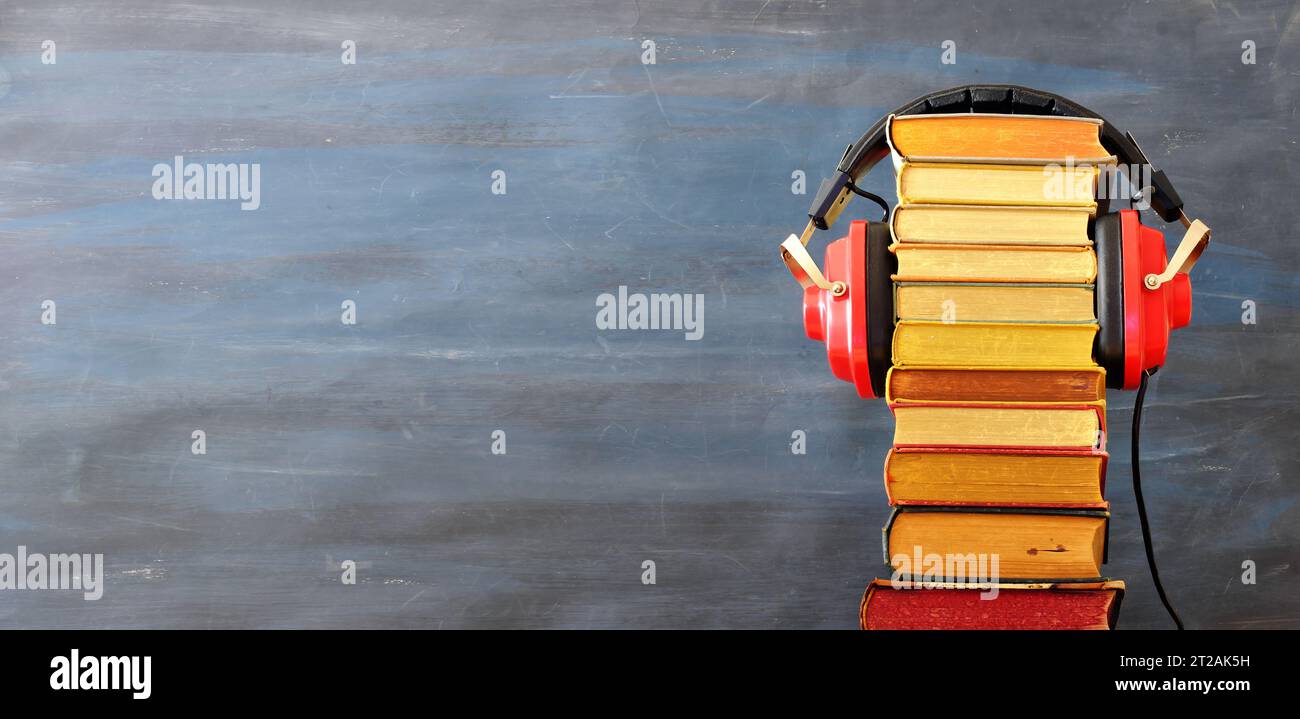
883 507 1109 581
884 448 1108 508
886 367 1106 403
889 114 1111 163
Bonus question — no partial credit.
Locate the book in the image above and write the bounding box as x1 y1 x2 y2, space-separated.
884 448 1107 507
883 507 1109 581
860 578 1125 630
888 114 1112 164
892 244 1097 283
891 204 1094 246
886 367 1106 403
891 403 1105 449
892 321 1099 367
870 111 1123 630
895 161 1101 208
894 282 1096 323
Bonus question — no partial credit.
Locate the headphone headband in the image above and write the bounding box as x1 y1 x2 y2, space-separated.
810 84 1184 229
779 84 1208 306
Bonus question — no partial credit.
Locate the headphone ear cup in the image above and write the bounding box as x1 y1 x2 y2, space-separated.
865 222 897 397
1092 213 1126 389
800 220 895 398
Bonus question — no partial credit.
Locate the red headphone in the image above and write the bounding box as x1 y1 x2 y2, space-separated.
781 85 1211 396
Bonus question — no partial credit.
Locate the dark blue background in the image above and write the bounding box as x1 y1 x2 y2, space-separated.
0 0 1295 628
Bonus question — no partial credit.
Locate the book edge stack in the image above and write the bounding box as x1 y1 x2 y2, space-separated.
863 113 1124 630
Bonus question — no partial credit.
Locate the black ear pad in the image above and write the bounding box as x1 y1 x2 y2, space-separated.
1092 213 1125 389
865 222 897 396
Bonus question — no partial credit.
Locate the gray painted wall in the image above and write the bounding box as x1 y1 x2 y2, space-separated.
0 0 1296 628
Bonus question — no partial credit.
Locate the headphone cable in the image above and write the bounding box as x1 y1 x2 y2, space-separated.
1131 367 1185 629
845 180 890 222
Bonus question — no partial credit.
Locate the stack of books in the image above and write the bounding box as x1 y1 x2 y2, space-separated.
861 114 1125 630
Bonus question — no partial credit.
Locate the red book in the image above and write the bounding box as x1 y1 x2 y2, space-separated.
860 578 1124 630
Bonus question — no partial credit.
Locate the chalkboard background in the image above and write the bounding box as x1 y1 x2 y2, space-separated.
0 0 1296 628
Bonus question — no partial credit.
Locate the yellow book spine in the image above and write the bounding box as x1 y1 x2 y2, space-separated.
891 244 1098 283
894 282 1096 323
890 204 1095 245
891 404 1104 448
891 321 1100 367
896 161 1101 208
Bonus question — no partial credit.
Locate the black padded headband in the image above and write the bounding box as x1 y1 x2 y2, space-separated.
808 84 1185 228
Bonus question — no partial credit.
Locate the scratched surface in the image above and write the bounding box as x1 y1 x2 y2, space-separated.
0 1 1296 629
